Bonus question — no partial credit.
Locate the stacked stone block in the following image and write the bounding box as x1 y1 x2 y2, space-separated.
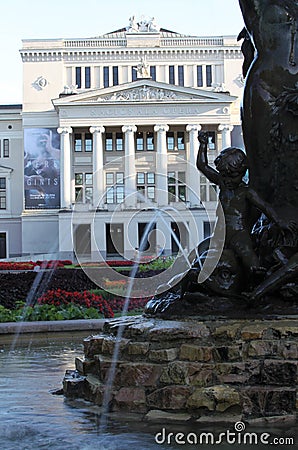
63 316 298 422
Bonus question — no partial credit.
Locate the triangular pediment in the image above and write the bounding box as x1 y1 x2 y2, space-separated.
0 164 13 174
53 80 236 108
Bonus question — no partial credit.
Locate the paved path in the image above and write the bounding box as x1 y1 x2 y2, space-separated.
0 319 107 334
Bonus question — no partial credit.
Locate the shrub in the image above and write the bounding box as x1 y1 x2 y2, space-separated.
138 257 175 272
0 305 15 322
0 303 107 322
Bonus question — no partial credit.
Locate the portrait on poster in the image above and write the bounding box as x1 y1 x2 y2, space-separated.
24 128 60 209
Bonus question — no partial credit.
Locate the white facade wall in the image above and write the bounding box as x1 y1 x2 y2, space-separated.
0 19 244 259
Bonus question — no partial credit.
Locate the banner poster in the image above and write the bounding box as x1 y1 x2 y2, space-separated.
24 128 60 209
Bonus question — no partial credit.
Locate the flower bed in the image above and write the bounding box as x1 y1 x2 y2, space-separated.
38 289 114 318
38 289 149 315
0 268 154 312
0 260 73 271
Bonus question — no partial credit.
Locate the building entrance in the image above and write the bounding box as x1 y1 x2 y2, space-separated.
74 224 91 257
0 233 6 259
138 222 156 253
106 223 124 257
171 222 188 254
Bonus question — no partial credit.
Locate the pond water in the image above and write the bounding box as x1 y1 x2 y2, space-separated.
0 332 296 450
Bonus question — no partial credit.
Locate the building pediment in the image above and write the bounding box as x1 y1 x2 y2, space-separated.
0 165 13 174
53 80 236 108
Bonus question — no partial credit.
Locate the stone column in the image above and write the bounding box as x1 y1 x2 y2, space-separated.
186 124 201 207
192 64 197 87
122 125 137 208
57 126 72 209
90 125 105 208
154 124 169 206
218 124 234 149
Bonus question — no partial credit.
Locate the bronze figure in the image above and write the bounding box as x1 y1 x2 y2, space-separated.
145 1 298 318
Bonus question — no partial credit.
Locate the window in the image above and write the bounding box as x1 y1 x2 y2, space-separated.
146 132 154 151
74 133 92 152
134 131 154 151
103 66 109 88
3 139 9 158
167 132 175 151
113 66 119 86
169 65 175 84
116 133 123 151
166 131 185 151
116 186 124 203
75 173 93 203
85 67 91 89
197 65 203 87
105 171 124 204
136 132 144 151
177 132 184 150
104 132 124 152
147 172 155 184
137 172 145 185
207 131 216 150
150 66 156 81
85 173 93 185
85 133 92 152
106 173 114 185
168 172 186 202
206 65 212 87
178 66 184 86
132 66 137 81
75 173 83 185
116 172 124 184
75 67 82 89
105 133 113 151
0 178 6 209
74 134 82 152
136 172 155 202
200 175 218 202
106 187 114 204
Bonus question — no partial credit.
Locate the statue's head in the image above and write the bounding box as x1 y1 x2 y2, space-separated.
215 147 248 188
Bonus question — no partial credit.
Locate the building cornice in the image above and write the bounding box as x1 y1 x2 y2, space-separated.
20 49 242 63
20 36 242 63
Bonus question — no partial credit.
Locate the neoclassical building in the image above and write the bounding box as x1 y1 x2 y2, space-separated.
0 16 244 260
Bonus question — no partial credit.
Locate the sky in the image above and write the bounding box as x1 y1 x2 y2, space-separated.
0 0 244 104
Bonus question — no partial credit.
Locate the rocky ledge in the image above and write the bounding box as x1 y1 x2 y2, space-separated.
63 315 298 424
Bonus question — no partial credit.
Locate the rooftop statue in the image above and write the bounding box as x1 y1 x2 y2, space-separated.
126 16 139 33
126 15 160 33
145 0 298 318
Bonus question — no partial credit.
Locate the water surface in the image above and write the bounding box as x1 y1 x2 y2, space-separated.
0 332 296 450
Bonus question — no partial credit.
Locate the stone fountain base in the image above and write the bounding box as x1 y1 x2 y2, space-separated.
63 315 297 424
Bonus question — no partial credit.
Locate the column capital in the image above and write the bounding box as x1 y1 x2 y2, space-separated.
154 124 169 133
57 126 72 135
122 125 137 133
218 124 234 132
186 124 202 133
90 125 105 134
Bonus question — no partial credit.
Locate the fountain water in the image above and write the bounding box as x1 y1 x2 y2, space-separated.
98 197 200 433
